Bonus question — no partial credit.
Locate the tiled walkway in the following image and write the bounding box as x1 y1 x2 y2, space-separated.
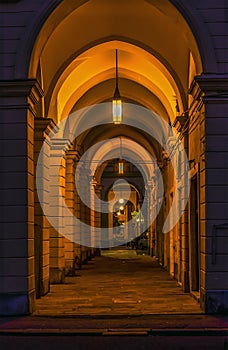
34 249 202 316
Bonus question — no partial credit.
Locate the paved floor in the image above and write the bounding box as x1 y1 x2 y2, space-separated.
1 252 227 350
34 249 202 316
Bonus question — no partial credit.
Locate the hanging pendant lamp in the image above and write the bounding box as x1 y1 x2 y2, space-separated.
118 136 124 174
112 49 122 124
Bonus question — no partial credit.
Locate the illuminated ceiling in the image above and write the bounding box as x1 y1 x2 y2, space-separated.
30 0 202 126
54 41 178 121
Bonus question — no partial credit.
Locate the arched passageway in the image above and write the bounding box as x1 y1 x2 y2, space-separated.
29 0 202 312
0 0 227 316
30 0 202 313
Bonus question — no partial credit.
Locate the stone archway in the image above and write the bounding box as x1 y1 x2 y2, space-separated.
1 0 227 316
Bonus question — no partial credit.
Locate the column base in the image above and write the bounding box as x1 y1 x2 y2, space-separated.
41 278 50 296
0 291 35 316
81 250 88 264
50 268 65 284
65 260 75 276
201 288 228 314
183 270 190 292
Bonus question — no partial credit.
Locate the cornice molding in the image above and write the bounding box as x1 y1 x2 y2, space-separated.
194 74 228 93
173 115 189 133
34 117 56 140
0 80 43 100
189 74 228 101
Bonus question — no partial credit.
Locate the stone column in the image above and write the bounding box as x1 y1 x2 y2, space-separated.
167 135 184 281
155 163 165 265
78 165 91 263
73 158 82 268
193 74 228 313
146 180 154 257
95 183 102 250
64 149 77 275
0 80 42 315
160 153 171 271
90 178 96 252
94 183 102 252
34 118 55 296
173 114 190 291
181 131 190 292
49 138 70 283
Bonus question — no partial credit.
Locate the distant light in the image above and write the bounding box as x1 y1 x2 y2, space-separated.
118 161 124 174
119 198 124 204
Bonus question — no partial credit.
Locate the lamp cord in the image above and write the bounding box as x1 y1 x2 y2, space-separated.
116 49 118 88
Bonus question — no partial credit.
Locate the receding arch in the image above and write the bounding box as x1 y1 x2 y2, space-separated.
27 0 206 126
81 137 156 183
52 41 181 123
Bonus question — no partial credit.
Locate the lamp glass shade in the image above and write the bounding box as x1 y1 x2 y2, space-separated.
112 98 122 124
118 161 124 174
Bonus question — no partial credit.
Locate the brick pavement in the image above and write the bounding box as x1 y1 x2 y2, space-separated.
0 250 227 339
34 249 202 316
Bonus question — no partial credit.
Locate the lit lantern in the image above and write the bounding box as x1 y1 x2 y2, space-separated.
112 49 122 124
118 161 124 174
112 89 122 124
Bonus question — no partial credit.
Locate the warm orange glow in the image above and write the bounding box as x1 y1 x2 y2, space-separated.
54 42 180 121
